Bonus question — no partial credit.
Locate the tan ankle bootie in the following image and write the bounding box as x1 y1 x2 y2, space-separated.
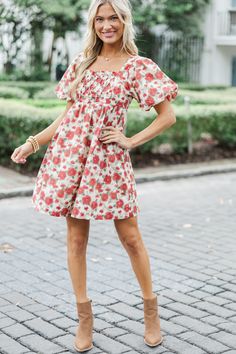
143 294 164 346
74 299 94 352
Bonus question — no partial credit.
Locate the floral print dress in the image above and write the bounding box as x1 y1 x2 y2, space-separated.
32 52 178 220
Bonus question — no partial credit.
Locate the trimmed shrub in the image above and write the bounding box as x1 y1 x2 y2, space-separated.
0 81 54 98
0 86 29 99
1 98 236 173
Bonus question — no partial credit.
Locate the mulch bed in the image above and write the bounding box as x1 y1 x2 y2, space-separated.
131 145 236 168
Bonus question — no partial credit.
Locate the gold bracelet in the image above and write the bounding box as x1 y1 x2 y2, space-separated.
26 137 36 152
29 136 39 152
26 138 37 153
26 136 40 153
31 136 40 151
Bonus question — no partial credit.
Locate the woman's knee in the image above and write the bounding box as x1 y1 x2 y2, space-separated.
122 233 143 254
66 216 89 255
115 217 143 254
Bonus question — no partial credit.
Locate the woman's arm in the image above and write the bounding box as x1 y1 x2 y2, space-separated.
11 100 74 164
100 99 176 150
34 100 74 147
129 99 176 149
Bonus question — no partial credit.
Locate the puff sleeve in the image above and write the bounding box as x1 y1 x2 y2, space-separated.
131 57 178 111
54 52 82 101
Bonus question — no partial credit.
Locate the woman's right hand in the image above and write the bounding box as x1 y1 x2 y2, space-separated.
11 142 35 164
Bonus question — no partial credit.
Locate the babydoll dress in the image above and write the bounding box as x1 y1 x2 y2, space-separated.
32 52 178 220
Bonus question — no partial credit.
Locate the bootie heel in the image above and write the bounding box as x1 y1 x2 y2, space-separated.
143 294 164 346
74 299 94 352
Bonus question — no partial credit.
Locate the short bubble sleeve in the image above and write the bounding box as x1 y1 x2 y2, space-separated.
54 52 82 101
130 57 178 112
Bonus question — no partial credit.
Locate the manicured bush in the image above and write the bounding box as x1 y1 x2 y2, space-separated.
1 98 236 173
178 88 236 105
0 81 53 98
0 99 62 173
34 86 59 100
0 86 29 99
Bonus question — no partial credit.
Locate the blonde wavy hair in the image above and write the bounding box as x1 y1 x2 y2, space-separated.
70 0 138 98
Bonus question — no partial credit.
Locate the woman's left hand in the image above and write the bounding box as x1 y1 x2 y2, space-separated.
99 127 133 150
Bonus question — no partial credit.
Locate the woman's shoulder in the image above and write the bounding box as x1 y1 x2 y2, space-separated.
127 55 160 79
132 55 158 68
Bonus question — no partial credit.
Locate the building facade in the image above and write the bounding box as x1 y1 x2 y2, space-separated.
200 0 236 86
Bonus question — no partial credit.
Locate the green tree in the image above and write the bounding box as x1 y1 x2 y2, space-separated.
131 0 211 56
164 0 211 36
15 0 89 77
0 2 31 74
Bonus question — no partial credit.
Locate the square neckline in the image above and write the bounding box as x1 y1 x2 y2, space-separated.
85 55 139 74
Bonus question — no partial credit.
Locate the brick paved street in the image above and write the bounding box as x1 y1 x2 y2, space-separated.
0 172 235 354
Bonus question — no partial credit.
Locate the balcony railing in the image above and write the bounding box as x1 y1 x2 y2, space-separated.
217 11 236 35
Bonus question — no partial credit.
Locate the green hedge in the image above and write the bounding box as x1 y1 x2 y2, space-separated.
0 86 29 99
1 98 236 173
0 81 53 98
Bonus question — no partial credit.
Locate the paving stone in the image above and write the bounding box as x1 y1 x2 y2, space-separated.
94 318 113 331
34 309 64 321
93 332 131 354
104 289 141 306
24 317 65 339
171 315 218 335
200 284 225 295
1 172 236 353
53 333 77 352
218 291 236 302
223 302 236 312
107 303 143 321
102 327 128 338
187 290 211 300
117 333 166 353
161 318 186 335
0 333 28 354
0 306 35 322
19 334 63 353
1 323 33 339
203 295 231 306
163 335 206 354
201 315 228 326
157 307 178 321
0 297 11 307
179 331 230 353
193 301 235 318
159 289 198 305
0 316 16 329
97 310 127 324
24 303 49 313
210 331 236 348
51 316 77 329
216 321 236 334
89 292 119 306
0 292 35 306
165 302 207 319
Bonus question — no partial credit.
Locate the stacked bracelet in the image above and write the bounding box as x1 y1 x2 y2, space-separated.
26 135 40 153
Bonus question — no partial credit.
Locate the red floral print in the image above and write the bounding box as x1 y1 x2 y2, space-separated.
32 52 178 220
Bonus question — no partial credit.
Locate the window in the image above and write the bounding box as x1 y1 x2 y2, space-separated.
232 57 236 87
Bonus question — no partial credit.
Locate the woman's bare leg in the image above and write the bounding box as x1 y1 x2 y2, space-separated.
114 215 155 299
66 215 90 303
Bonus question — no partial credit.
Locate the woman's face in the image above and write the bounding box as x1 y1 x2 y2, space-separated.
94 3 124 45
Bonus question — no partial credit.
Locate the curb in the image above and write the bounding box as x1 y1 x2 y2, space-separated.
0 187 34 200
135 164 236 183
1 163 236 200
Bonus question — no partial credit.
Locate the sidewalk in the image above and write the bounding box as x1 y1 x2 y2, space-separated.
0 171 235 353
1 158 236 199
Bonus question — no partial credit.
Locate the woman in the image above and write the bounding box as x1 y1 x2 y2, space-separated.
11 0 178 352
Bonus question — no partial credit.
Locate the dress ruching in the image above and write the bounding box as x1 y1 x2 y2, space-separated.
32 52 178 220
